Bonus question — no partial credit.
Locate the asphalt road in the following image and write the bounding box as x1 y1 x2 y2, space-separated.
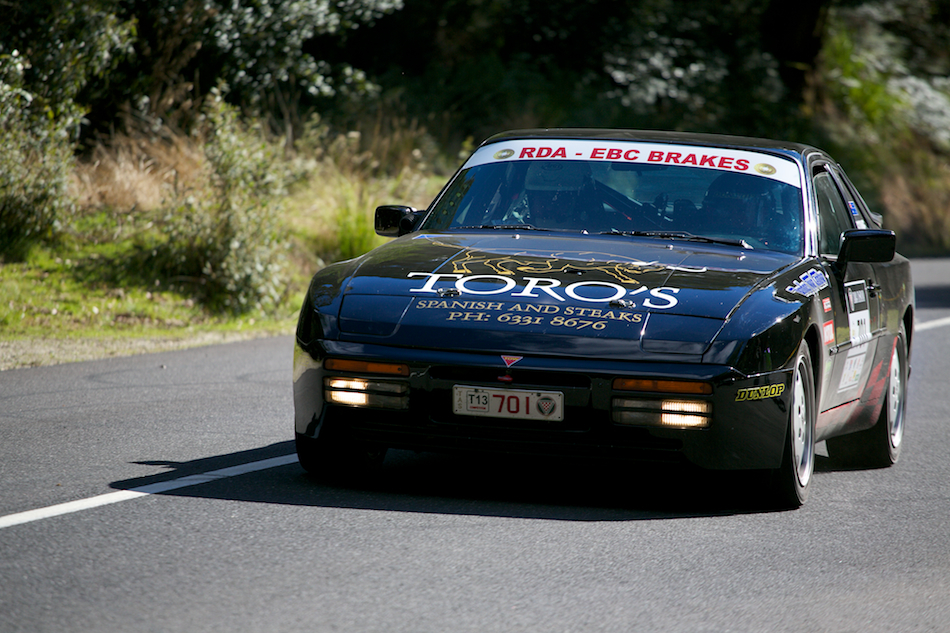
2 259 949 633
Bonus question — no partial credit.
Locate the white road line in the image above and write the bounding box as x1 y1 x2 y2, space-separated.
917 316 950 332
0 454 299 530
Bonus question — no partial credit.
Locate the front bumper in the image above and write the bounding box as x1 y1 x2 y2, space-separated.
294 339 793 470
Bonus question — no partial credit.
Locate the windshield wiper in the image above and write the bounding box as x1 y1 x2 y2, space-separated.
599 229 752 249
453 223 549 231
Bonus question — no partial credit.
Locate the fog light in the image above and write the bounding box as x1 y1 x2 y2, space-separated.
613 398 711 429
324 376 409 409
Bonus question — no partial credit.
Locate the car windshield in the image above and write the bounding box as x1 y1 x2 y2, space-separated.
420 140 805 255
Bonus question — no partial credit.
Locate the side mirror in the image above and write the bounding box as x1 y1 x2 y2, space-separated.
375 205 424 237
837 228 896 266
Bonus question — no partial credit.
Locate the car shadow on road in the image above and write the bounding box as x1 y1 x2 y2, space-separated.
110 441 827 520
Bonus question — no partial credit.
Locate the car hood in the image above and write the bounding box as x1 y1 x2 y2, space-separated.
329 232 797 359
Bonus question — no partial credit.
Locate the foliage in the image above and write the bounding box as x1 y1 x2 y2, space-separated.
282 113 444 263
601 1 791 134
3 0 404 141
815 3 950 254
820 11 909 135
0 0 135 127
0 0 134 260
0 54 78 261
334 0 824 142
207 0 402 104
146 90 290 313
75 0 404 139
5 0 950 275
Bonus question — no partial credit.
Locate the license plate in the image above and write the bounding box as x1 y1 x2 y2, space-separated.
453 385 564 421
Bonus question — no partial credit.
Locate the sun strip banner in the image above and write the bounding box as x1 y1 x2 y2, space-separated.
464 139 803 189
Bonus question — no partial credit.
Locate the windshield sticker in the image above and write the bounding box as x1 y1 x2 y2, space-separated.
785 268 829 297
848 201 868 229
465 139 802 188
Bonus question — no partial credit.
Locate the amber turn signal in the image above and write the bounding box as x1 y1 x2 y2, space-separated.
612 378 713 395
324 358 410 376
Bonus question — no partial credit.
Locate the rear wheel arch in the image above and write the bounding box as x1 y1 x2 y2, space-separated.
826 320 907 468
902 306 914 365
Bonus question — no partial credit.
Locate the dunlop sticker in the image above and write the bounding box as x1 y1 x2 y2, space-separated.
736 383 786 402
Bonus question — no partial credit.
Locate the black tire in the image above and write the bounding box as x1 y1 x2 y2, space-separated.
827 323 907 468
295 417 387 482
295 432 326 475
772 341 817 509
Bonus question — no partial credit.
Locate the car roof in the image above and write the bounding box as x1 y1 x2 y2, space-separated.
482 128 822 161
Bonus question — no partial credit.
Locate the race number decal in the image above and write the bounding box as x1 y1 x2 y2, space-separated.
845 280 871 345
838 344 868 392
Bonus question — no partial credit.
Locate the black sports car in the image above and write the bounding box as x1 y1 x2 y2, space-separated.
293 129 914 507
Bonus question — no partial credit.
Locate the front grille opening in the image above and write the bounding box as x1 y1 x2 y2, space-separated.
429 366 591 389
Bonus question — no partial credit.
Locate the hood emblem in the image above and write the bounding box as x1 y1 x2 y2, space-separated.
501 355 523 368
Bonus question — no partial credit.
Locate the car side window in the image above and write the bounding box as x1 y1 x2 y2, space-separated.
814 170 855 256
837 170 881 228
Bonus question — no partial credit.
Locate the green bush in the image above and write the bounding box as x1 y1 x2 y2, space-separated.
150 90 289 313
0 53 78 261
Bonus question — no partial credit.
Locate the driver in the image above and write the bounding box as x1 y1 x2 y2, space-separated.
524 161 593 228
702 172 775 239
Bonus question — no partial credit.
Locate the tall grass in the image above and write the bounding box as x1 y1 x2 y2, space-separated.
67 108 446 317
283 115 445 264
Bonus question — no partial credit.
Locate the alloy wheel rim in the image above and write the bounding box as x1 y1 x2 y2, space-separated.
889 346 904 450
792 360 813 488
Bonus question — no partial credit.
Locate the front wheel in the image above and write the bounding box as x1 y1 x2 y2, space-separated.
772 341 817 508
295 416 387 482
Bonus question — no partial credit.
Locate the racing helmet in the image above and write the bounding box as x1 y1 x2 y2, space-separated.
703 172 775 233
524 161 592 225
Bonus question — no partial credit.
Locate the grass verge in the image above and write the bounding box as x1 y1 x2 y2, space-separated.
1 119 446 371
0 241 298 371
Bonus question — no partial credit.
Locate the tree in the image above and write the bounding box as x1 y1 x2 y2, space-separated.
332 0 833 141
0 0 134 259
78 0 403 138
